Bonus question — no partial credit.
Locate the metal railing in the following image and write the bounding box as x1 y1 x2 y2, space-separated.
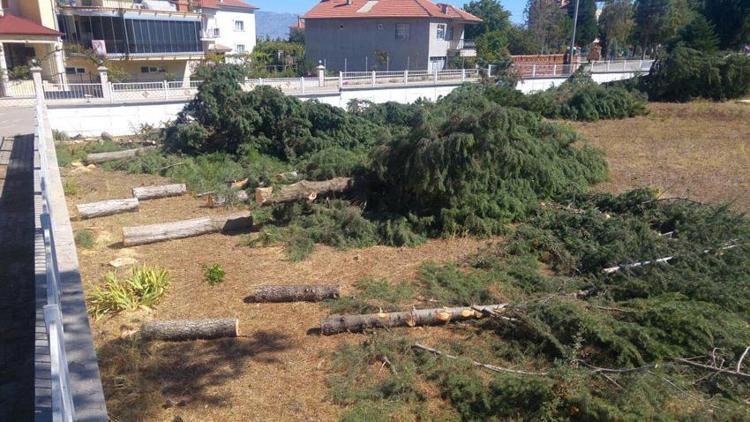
36 102 76 422
512 60 653 79
43 83 104 100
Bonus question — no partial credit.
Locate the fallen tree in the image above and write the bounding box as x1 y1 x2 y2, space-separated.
85 146 157 164
207 190 249 208
77 198 139 219
255 177 353 205
122 212 252 246
132 183 187 200
320 304 508 335
141 318 238 341
244 285 340 303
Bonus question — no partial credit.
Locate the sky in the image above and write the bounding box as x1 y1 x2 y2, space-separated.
249 0 528 24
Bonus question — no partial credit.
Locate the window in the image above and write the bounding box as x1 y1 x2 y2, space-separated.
212 27 220 37
436 24 446 40
234 20 244 32
395 23 410 40
140 66 165 74
236 44 246 53
65 67 86 75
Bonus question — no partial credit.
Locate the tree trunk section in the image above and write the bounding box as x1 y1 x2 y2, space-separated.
122 212 252 246
85 146 157 164
133 183 187 200
321 304 509 335
255 177 353 205
141 319 239 341
76 198 139 219
207 190 249 208
244 285 340 303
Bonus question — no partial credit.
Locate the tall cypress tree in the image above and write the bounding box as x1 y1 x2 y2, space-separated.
568 0 599 46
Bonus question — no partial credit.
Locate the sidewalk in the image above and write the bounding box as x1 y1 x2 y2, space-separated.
0 130 37 420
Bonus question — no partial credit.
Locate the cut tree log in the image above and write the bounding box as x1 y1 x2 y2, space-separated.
141 318 239 341
255 177 353 205
207 190 249 208
320 304 509 335
85 146 157 164
244 285 340 303
132 183 187 200
122 212 252 246
76 198 139 219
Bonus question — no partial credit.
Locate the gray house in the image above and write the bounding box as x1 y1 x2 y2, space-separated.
303 0 481 72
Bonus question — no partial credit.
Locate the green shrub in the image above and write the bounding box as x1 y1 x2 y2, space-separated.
74 229 95 249
202 263 225 285
646 46 750 101
52 129 70 142
371 96 608 237
62 179 78 196
324 277 416 314
482 71 649 121
88 265 170 319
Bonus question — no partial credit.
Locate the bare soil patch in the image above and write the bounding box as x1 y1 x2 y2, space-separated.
569 101 750 211
65 167 489 421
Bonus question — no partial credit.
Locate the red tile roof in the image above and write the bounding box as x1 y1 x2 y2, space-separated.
303 0 482 22
199 0 258 11
0 13 61 37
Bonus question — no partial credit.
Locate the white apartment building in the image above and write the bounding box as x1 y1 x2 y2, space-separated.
199 0 257 57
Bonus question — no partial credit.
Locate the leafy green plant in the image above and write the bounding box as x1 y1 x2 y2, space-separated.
52 129 70 142
74 229 95 249
202 263 225 286
63 179 78 196
88 265 170 319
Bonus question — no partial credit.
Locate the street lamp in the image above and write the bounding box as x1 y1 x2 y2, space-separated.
568 0 580 64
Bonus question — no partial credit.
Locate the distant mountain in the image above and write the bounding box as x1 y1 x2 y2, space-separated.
256 11 300 41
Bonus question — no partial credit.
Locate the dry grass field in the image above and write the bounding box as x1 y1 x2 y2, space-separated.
61 101 750 421
570 101 750 211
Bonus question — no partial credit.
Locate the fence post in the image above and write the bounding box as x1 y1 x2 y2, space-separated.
404 70 408 85
0 43 9 97
162 80 168 99
300 76 305 94
461 68 466 82
606 61 610 72
371 70 376 87
338 71 343 88
109 82 114 104
31 65 44 104
486 64 492 77
433 68 438 84
316 61 326 87
98 66 111 102
552 64 557 76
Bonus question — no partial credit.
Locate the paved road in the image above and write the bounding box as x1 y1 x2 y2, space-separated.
0 107 37 420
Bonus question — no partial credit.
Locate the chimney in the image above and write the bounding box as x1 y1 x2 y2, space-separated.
346 0 352 5
0 4 4 17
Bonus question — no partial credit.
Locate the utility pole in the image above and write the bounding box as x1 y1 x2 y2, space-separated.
568 0 580 64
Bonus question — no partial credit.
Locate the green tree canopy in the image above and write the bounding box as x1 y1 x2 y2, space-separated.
634 0 694 54
599 0 635 57
463 0 511 39
568 0 599 46
669 14 719 53
525 0 572 53
698 0 750 49
476 30 510 63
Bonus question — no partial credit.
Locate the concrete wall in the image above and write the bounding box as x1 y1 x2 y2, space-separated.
47 84 461 136
305 18 431 72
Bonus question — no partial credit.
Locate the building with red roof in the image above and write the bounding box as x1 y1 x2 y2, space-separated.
303 0 481 72
0 2 65 97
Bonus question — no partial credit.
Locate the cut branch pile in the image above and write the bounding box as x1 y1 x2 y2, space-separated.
244 285 340 303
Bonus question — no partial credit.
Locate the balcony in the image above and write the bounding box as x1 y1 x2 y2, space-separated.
201 28 221 40
57 0 198 15
449 39 476 57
